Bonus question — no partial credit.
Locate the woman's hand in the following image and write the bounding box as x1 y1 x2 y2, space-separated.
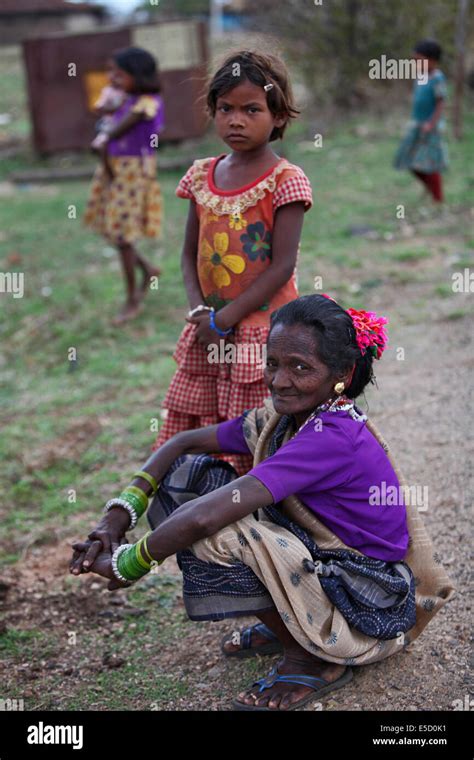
421 120 434 134
185 311 234 348
70 542 133 591
69 509 130 575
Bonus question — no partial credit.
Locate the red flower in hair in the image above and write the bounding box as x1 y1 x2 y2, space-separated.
346 308 388 359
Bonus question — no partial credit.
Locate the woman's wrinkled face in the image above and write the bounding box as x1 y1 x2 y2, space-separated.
264 323 340 420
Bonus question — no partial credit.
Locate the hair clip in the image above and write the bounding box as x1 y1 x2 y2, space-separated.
263 83 274 92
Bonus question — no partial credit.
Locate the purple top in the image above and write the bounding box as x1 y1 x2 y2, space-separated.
217 410 409 562
107 94 164 157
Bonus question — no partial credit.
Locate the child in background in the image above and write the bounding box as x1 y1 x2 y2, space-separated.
394 39 448 203
84 47 164 325
152 50 313 476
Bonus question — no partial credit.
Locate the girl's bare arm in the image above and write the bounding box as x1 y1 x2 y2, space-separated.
105 111 143 140
181 200 205 309
425 98 444 129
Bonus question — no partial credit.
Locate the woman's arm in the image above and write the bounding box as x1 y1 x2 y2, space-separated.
181 200 205 310
72 473 273 588
132 426 222 492
145 474 273 562
70 425 226 573
214 201 305 331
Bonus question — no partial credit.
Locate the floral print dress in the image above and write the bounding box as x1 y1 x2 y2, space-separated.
84 94 164 244
153 154 313 475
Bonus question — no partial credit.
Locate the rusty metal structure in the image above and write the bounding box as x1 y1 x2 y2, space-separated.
22 21 209 154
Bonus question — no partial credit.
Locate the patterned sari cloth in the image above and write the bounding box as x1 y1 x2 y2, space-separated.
147 398 455 666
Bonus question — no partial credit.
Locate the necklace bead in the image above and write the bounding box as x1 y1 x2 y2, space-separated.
292 395 367 437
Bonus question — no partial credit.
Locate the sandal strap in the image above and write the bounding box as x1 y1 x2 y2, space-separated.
271 674 328 689
241 628 252 649
252 664 280 691
252 665 330 693
240 623 278 650
253 622 278 641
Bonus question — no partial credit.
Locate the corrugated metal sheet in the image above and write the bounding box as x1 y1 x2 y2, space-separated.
22 21 209 154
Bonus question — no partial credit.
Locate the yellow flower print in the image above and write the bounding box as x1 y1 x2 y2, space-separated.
200 232 246 287
228 210 247 231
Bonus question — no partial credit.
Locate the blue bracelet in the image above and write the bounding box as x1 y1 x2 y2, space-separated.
209 310 234 336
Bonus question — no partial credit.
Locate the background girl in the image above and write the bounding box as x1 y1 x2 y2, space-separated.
84 47 164 325
152 50 313 476
394 39 448 203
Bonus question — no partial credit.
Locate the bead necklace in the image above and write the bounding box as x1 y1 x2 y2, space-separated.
292 394 367 438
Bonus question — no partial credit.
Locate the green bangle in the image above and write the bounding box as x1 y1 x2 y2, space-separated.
117 544 150 581
134 470 159 494
122 486 149 511
141 532 155 564
142 532 164 567
119 490 147 519
135 541 151 571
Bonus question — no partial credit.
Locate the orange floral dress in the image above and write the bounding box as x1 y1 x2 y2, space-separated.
153 154 312 475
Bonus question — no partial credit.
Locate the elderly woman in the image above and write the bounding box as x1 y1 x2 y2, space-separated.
70 294 454 711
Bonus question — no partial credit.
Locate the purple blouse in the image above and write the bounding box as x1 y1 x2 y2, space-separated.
216 410 409 562
107 94 164 157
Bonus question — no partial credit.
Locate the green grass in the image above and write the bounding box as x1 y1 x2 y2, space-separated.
390 247 432 262
0 629 56 659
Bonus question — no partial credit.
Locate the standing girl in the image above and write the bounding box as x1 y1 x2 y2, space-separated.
394 39 448 203
152 50 313 476
84 47 164 325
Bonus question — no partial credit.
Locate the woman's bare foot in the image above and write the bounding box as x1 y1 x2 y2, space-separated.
235 650 348 710
111 300 144 326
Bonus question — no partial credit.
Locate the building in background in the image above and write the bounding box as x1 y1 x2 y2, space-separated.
0 0 108 45
22 19 209 153
132 0 254 31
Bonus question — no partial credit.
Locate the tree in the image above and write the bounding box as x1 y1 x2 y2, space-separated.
253 0 460 109
452 0 470 139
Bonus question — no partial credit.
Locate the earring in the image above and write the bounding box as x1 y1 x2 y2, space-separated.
334 382 345 395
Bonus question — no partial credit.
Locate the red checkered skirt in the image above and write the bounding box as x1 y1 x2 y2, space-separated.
152 322 271 476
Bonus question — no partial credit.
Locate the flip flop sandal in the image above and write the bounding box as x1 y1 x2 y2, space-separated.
221 622 284 659
232 662 353 711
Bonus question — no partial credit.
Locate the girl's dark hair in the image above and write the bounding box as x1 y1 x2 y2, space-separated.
206 50 300 141
414 39 442 62
113 47 162 94
269 294 376 400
